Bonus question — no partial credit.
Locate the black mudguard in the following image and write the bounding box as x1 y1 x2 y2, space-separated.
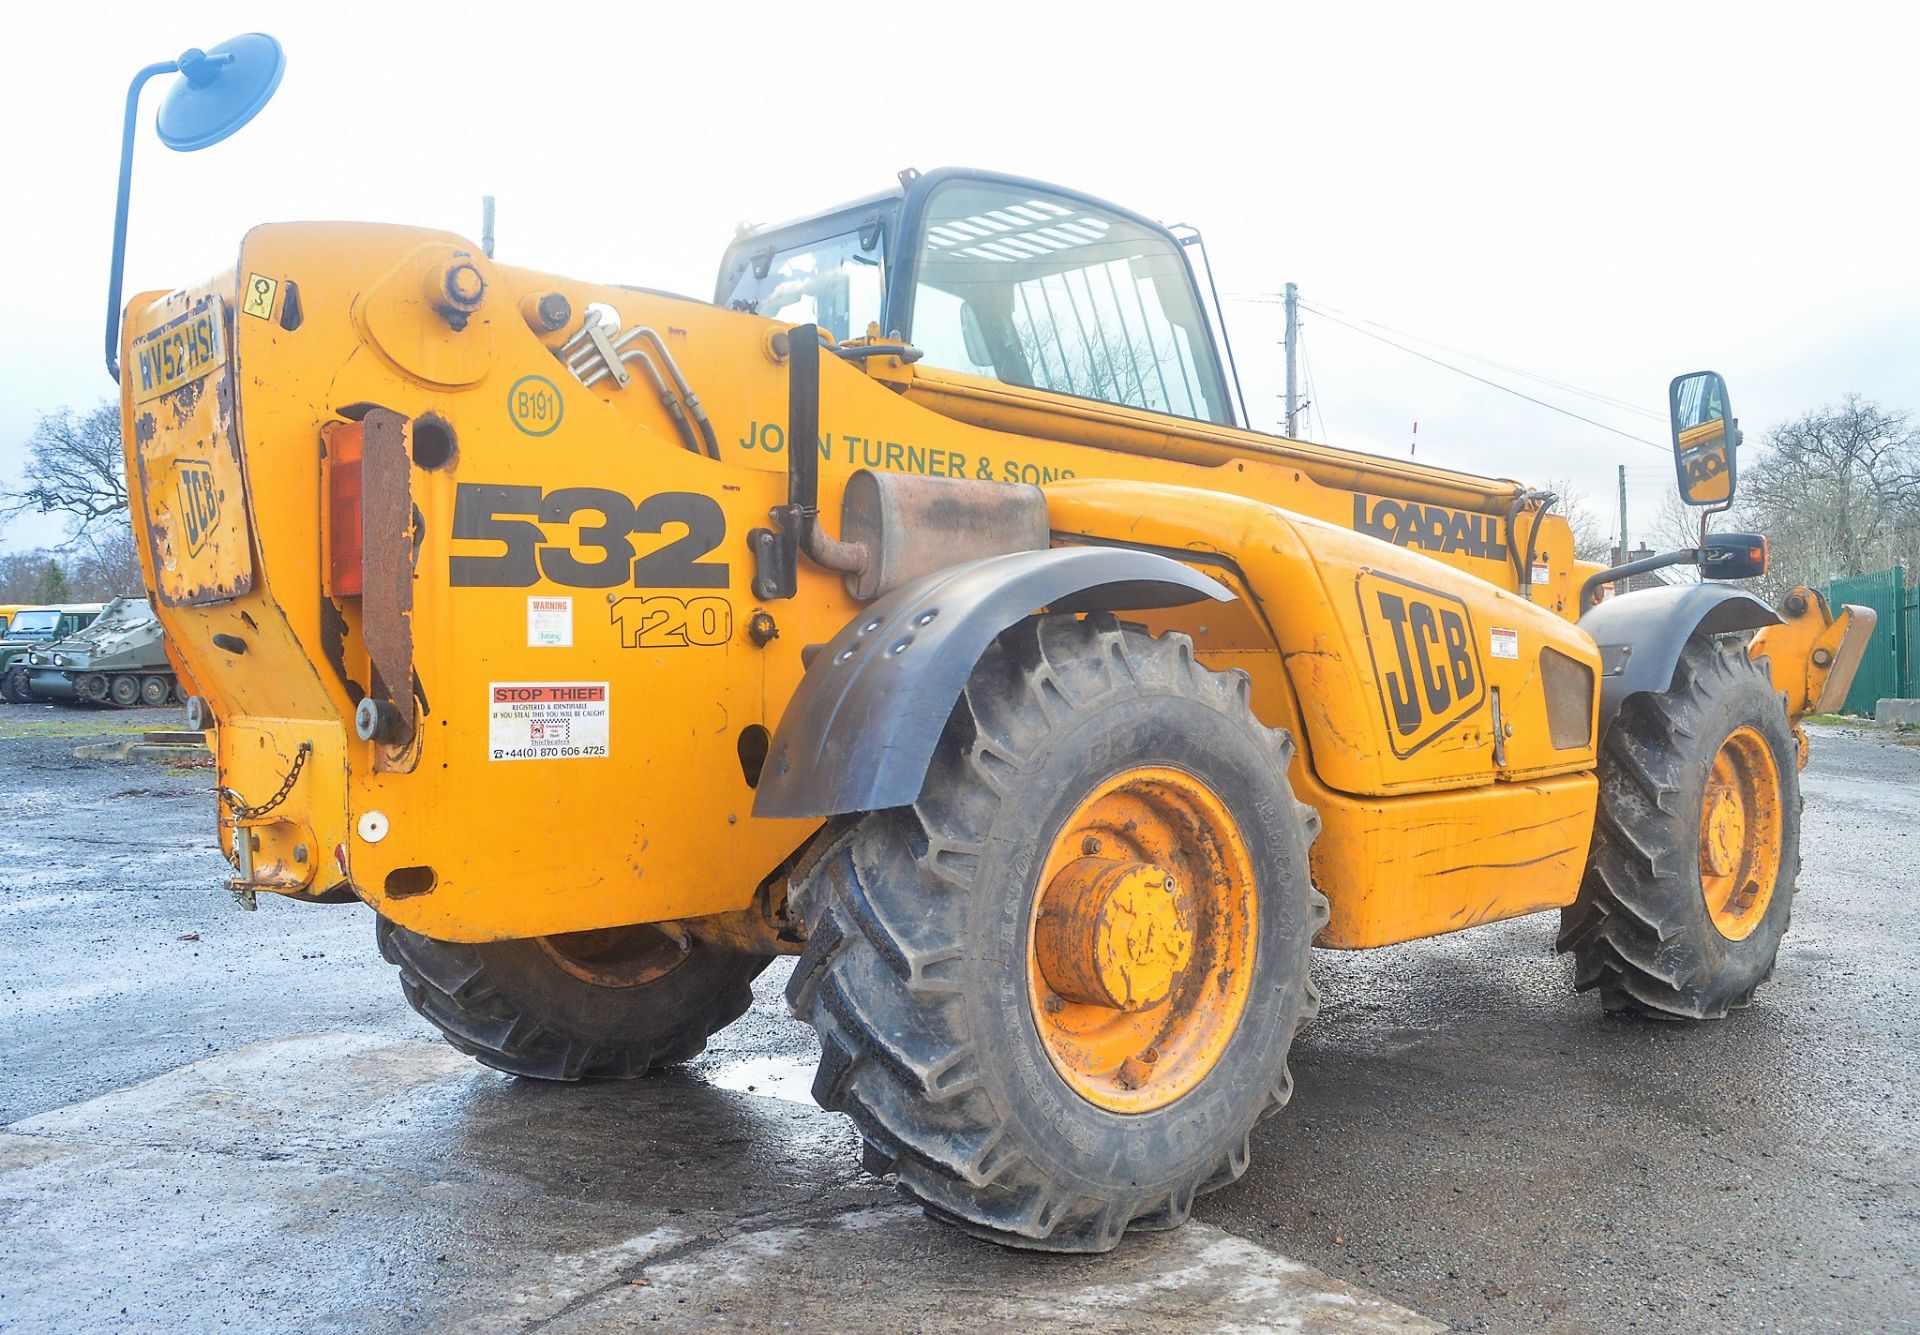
752 546 1232 819
1579 583 1781 734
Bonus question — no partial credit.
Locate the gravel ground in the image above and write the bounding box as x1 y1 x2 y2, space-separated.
2 705 1915 1331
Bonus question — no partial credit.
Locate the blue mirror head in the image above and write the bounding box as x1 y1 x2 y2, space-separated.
155 33 285 152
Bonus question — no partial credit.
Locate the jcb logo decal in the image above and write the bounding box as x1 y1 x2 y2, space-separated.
176 460 221 558
1356 571 1486 757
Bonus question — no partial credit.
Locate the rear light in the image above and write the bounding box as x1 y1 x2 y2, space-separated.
321 420 364 597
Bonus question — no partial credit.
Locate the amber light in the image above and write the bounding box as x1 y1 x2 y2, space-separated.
321 420 364 597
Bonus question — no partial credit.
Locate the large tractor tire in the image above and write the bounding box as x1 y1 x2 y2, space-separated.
1558 635 1800 1019
377 918 769 1080
786 614 1325 1252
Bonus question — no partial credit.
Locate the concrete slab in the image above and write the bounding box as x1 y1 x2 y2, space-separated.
1875 698 1920 726
0 1033 1439 1333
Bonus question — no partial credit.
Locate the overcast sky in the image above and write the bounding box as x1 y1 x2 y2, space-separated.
2 2 1914 552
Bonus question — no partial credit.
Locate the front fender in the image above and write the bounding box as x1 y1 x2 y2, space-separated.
752 546 1232 819
1578 583 1781 732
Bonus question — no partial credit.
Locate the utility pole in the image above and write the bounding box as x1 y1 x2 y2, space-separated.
1617 463 1629 566
481 195 496 259
1283 282 1300 438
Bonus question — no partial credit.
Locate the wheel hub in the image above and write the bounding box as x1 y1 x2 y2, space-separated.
1697 725 1783 941
1035 856 1195 1012
1026 766 1257 1114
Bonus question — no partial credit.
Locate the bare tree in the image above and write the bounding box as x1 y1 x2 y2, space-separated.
1734 395 1920 599
2 401 128 540
1539 478 1614 564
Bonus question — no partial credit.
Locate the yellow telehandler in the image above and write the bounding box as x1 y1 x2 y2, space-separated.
109 36 1873 1251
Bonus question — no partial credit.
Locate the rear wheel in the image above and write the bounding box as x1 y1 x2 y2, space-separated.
1558 635 1800 1018
786 614 1325 1252
140 674 173 707
377 917 769 1079
0 667 29 703
109 674 141 708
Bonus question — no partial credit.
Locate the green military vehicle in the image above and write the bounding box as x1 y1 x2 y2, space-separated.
0 604 106 702
13 597 183 707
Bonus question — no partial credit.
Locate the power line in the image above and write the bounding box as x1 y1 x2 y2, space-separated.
1291 303 1671 454
1235 293 1665 423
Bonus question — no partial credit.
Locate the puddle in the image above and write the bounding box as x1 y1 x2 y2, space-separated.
701 1054 818 1107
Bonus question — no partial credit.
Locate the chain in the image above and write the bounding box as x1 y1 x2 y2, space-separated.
219 741 312 820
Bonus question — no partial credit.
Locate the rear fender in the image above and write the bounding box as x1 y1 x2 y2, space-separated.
752 546 1232 819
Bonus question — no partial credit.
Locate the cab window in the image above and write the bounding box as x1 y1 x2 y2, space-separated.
721 229 884 343
907 181 1231 424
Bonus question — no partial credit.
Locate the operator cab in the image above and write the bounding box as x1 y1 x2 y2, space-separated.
717 168 1245 429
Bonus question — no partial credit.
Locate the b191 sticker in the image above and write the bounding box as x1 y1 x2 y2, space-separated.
488 682 609 761
1355 570 1487 757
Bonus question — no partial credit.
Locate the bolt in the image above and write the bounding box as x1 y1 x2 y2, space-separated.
1812 648 1833 667
1162 874 1177 894
1141 1046 1160 1064
1044 995 1065 1014
1081 835 1103 855
294 844 309 864
1784 592 1809 616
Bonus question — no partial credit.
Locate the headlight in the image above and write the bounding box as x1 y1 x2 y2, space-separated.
53 653 67 666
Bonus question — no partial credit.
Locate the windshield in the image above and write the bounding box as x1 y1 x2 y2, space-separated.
907 180 1232 425
722 229 884 343
10 610 59 638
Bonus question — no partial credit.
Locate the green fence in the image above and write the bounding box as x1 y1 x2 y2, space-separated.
1827 565 1916 714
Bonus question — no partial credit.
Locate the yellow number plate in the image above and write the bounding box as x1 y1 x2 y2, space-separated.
129 298 227 404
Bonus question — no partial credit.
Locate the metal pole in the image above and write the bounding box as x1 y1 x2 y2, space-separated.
481 196 496 259
105 60 183 382
1618 464 1629 566
1283 282 1299 438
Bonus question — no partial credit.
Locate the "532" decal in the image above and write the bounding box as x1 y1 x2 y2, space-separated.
451 485 728 589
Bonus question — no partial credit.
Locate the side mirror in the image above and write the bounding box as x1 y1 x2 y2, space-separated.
104 33 286 381
1669 370 1737 507
1697 532 1768 581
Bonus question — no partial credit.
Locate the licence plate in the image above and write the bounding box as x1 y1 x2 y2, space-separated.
130 298 226 404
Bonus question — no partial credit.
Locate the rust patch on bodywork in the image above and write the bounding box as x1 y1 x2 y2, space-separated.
129 290 255 606
359 407 417 746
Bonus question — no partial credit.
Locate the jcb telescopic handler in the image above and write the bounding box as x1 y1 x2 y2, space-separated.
110 36 1874 1250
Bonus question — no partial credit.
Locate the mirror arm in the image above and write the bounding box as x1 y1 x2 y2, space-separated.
104 59 182 383
1578 548 1700 617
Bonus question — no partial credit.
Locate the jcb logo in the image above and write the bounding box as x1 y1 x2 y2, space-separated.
176 460 221 558
1356 571 1485 757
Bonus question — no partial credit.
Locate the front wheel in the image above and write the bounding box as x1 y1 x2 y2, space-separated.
378 918 769 1079
1558 635 1801 1018
787 614 1325 1252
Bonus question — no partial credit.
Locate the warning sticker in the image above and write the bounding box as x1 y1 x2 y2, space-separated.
241 273 279 320
488 683 609 761
1490 627 1520 660
1530 562 1550 586
527 595 572 647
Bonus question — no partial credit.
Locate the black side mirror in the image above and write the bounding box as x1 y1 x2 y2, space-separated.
1697 532 1768 581
1669 370 1738 507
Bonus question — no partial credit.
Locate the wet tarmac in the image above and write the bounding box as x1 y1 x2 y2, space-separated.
2 703 1916 1331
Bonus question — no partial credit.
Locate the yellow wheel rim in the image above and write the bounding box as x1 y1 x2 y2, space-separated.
1698 726 1783 941
1027 767 1256 1113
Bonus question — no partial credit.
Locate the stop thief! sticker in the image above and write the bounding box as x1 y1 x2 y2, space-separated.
488 682 609 761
